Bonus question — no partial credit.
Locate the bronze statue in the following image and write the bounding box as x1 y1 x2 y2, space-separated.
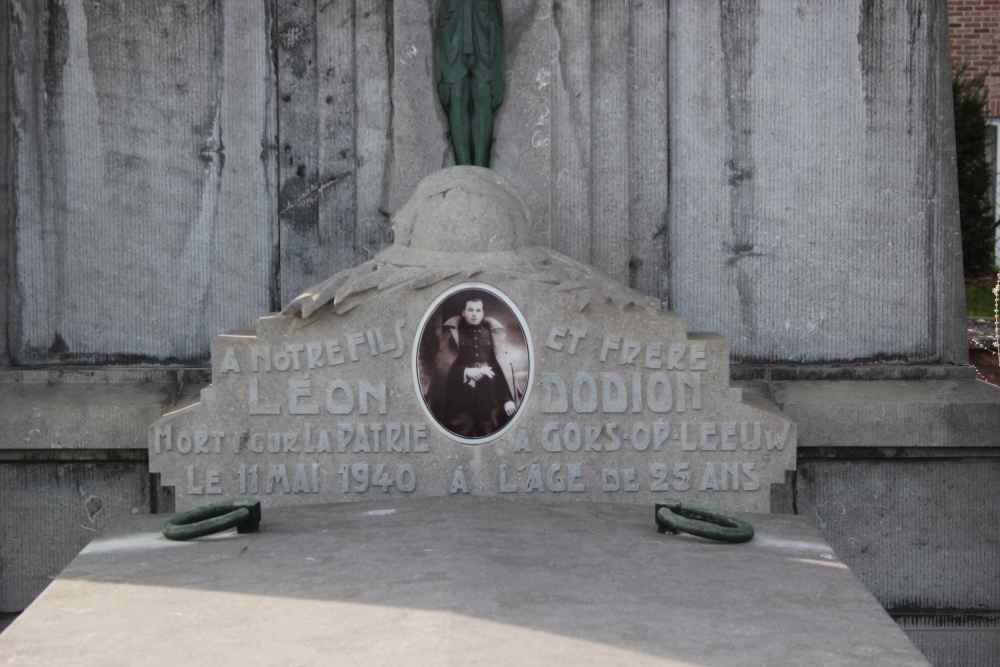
434 0 506 167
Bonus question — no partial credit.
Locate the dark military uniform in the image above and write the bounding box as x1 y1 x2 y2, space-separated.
442 319 514 438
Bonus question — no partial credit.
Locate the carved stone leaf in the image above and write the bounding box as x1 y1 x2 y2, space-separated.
377 266 424 291
407 269 463 291
332 294 367 315
333 263 385 307
555 280 589 293
282 270 350 318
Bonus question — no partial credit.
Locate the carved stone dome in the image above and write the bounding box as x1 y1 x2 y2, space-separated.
390 166 531 253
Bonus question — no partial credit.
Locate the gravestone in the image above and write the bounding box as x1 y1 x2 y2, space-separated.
149 167 795 512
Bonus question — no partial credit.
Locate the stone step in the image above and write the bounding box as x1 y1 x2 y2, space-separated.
0 498 930 666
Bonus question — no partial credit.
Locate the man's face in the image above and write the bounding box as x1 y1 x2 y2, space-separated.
462 300 484 326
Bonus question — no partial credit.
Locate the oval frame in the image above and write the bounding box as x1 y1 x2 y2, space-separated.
412 282 534 445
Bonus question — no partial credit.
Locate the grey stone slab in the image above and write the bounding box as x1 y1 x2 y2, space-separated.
926 0 969 370
732 364 977 383
354 0 392 262
0 0 10 366
0 370 207 451
150 168 795 513
387 0 446 214
775 379 1000 449
667 0 965 364
797 460 1000 612
627 1 670 298
8 0 277 363
590 2 630 285
316 0 357 285
0 499 930 666
896 615 1000 667
0 460 153 612
0 384 169 451
548 2 591 258
275 0 393 306
492 1 553 256
277 0 324 299
0 368 209 386
210 1 280 331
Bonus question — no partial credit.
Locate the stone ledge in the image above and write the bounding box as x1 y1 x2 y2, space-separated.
0 367 209 384
0 449 150 462
0 369 207 451
768 378 1000 449
796 446 1000 459
895 614 1000 667
731 363 975 382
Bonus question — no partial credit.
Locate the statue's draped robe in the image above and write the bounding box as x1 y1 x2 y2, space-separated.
435 0 506 165
435 0 505 109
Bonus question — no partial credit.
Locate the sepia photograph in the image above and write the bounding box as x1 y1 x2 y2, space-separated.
415 284 531 443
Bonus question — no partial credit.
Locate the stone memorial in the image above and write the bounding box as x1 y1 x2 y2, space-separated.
149 167 795 512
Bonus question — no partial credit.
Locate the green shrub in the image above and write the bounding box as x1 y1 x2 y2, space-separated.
953 65 998 279
966 279 996 317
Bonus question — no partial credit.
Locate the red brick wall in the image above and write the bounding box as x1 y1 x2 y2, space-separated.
949 0 1000 117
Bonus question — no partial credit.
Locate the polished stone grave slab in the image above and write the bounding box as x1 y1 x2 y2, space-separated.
0 498 929 666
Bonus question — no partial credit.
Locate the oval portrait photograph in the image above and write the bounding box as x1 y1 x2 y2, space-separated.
414 283 533 445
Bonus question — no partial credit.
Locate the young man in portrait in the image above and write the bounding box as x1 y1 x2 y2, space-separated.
427 296 521 438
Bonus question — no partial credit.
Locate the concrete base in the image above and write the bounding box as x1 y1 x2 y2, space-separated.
0 451 159 611
0 370 195 618
776 379 1000 450
0 498 928 666
0 368 207 452
3 367 998 666
896 615 1000 667
735 368 1000 666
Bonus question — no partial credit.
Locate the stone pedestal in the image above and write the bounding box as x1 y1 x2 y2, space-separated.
0 499 931 666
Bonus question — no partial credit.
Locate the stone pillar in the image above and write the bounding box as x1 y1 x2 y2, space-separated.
668 0 965 364
8 0 277 365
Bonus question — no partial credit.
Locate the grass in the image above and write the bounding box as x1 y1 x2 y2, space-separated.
966 275 999 317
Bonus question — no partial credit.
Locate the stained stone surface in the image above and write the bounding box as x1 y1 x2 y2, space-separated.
9 0 277 364
149 168 795 512
0 499 930 666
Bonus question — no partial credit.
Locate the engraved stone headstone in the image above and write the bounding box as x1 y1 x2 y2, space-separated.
150 167 796 511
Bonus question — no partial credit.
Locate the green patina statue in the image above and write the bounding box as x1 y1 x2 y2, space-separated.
435 0 506 167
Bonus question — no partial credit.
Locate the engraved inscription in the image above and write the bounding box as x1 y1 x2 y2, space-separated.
150 272 796 513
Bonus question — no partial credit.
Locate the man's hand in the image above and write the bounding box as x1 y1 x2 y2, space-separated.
504 401 516 416
464 367 495 382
